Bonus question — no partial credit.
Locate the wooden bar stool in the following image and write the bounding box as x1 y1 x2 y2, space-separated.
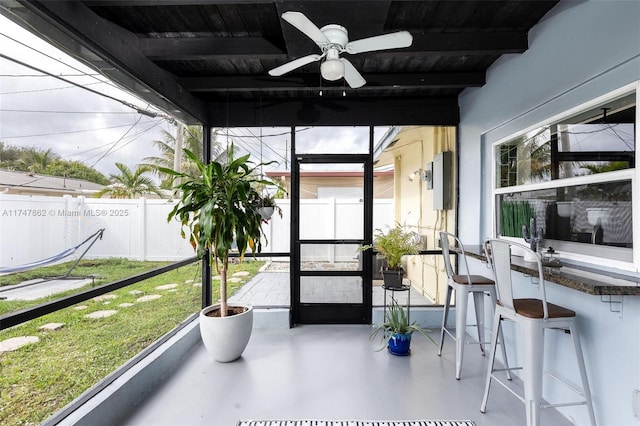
481 238 596 426
438 231 508 380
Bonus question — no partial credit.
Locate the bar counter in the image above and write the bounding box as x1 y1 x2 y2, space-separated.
463 245 640 296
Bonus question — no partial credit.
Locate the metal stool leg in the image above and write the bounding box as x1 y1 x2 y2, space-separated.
455 288 470 380
480 311 502 413
521 320 544 426
570 323 597 426
472 291 486 355
488 289 512 381
438 285 453 356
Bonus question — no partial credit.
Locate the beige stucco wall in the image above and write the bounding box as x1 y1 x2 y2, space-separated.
268 173 394 199
384 126 456 304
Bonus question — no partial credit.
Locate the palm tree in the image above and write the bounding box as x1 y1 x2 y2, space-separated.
96 163 163 199
27 148 58 173
144 125 225 188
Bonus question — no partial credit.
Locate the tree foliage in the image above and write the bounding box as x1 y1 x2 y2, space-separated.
95 163 163 199
0 143 109 185
144 125 225 189
160 145 277 315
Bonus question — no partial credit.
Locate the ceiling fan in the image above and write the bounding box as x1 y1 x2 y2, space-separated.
268 11 413 89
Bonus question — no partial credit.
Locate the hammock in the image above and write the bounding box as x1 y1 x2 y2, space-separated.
0 228 105 274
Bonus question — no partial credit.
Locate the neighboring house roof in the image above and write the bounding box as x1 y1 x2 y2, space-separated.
266 170 394 178
266 169 394 199
0 170 103 196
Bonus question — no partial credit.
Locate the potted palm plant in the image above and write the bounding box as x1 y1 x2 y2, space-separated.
160 145 277 362
370 299 435 356
362 222 422 288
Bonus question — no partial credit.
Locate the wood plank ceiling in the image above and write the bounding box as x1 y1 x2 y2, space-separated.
0 0 559 127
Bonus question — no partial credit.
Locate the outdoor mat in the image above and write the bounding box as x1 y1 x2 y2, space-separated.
238 421 475 426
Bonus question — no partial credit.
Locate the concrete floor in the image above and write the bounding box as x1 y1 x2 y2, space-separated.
45 267 573 426
120 324 572 426
229 271 433 308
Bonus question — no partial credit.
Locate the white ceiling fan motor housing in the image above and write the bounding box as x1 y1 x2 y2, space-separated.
319 25 348 81
320 24 349 48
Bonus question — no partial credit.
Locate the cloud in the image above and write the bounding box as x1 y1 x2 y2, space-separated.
0 16 172 177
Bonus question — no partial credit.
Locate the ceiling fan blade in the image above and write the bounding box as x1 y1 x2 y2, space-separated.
345 31 413 55
340 58 366 88
281 11 330 47
268 54 323 76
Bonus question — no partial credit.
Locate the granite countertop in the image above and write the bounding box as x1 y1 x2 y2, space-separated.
463 245 640 296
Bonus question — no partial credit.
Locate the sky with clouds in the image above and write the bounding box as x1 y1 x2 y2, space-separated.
0 15 389 179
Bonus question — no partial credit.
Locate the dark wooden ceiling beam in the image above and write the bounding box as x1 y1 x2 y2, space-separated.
207 97 460 127
136 31 527 62
86 0 275 5
138 37 287 60
369 32 529 56
180 72 484 92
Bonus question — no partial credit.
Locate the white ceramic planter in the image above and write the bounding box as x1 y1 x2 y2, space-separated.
199 303 253 362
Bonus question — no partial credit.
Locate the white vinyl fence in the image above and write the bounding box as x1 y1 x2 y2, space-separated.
0 194 393 269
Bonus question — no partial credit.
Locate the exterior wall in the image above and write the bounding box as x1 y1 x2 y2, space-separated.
458 1 640 424
267 173 394 199
384 126 456 304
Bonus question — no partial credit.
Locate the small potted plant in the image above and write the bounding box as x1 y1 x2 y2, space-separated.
362 222 422 288
370 299 436 356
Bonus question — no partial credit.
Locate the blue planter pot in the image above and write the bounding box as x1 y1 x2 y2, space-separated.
388 332 412 356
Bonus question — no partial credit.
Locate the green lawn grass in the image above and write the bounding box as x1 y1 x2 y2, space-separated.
0 258 264 425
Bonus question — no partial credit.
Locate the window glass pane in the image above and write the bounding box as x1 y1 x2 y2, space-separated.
299 244 361 270
497 180 632 249
300 276 362 303
295 126 370 154
496 127 551 187
496 93 636 188
556 123 635 178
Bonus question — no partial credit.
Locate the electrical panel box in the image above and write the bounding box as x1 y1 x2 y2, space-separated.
433 151 452 210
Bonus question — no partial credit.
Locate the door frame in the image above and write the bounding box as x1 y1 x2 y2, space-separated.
290 127 374 326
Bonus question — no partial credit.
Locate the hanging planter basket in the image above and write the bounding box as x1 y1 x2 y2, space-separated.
258 206 275 220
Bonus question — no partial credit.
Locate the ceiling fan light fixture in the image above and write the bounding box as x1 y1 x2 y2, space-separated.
321 59 344 81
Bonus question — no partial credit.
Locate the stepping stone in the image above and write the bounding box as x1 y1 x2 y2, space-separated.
0 336 39 353
212 275 221 281
118 303 135 308
136 295 162 303
233 271 250 277
129 290 143 295
228 277 243 283
39 323 64 331
93 294 117 302
74 305 88 310
85 310 118 319
192 282 202 287
168 289 178 293
156 284 178 290
185 279 194 284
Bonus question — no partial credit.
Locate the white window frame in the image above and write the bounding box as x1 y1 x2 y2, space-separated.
491 82 639 272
